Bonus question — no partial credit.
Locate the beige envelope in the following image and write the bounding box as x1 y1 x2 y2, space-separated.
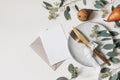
30 26 71 70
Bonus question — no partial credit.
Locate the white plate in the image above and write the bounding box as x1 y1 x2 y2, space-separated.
68 22 113 67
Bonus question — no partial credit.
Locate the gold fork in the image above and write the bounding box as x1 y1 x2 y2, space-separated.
70 28 111 66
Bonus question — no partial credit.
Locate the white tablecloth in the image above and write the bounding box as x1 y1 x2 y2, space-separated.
0 0 120 80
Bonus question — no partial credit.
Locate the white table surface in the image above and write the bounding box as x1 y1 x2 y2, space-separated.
0 0 120 80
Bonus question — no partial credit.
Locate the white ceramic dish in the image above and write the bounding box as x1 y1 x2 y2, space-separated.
68 22 113 67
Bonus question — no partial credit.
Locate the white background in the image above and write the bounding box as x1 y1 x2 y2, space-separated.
0 0 120 80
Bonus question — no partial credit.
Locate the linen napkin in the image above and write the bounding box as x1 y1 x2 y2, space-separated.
30 25 71 70
83 41 100 69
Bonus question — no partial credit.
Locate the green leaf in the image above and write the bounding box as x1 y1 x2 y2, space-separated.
101 67 110 73
98 30 106 34
94 0 108 9
101 38 111 41
64 10 71 20
94 4 103 9
109 57 120 64
66 6 70 12
117 71 120 79
56 77 68 80
115 42 120 49
103 44 115 50
83 0 86 5
100 0 108 4
115 21 120 27
98 30 111 37
75 5 79 11
64 6 71 20
59 0 65 7
111 6 115 11
72 72 78 78
114 39 120 44
107 52 117 57
95 1 104 6
43 1 52 7
109 74 118 80
109 31 119 36
68 64 78 79
68 64 74 73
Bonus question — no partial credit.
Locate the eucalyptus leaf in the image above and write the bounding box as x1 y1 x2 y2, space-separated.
66 6 70 12
95 1 104 6
100 0 108 4
64 10 71 20
114 39 120 44
109 31 119 36
109 57 120 64
94 4 103 9
64 6 71 20
56 77 68 80
115 42 120 48
111 6 115 11
98 30 106 33
72 72 78 78
115 21 120 27
75 5 79 11
117 71 120 79
98 30 111 37
101 67 110 73
68 64 78 79
43 1 52 7
94 0 108 9
101 38 111 41
68 64 74 73
59 0 65 7
109 74 118 80
83 0 86 5
107 52 117 57
103 44 115 50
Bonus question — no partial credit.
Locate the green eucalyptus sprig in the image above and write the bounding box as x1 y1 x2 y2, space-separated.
109 71 120 80
43 0 88 20
100 67 111 78
43 1 59 20
94 0 109 18
94 0 108 9
56 64 79 80
100 67 120 80
89 24 120 65
90 25 99 38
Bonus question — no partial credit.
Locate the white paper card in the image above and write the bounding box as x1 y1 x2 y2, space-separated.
30 25 71 70
40 26 70 65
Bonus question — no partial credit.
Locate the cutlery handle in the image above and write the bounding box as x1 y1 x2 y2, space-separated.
94 49 111 66
73 28 111 66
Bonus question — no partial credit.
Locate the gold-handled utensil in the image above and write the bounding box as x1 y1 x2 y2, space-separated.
70 28 111 66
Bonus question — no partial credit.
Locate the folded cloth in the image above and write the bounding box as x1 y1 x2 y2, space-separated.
83 41 100 70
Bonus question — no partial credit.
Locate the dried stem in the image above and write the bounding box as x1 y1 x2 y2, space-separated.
61 0 81 8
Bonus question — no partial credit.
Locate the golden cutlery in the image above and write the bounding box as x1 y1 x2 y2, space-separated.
70 28 111 66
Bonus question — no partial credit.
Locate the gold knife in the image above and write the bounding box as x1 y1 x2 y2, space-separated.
70 28 111 66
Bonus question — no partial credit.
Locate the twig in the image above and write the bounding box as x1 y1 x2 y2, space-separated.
61 0 81 8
